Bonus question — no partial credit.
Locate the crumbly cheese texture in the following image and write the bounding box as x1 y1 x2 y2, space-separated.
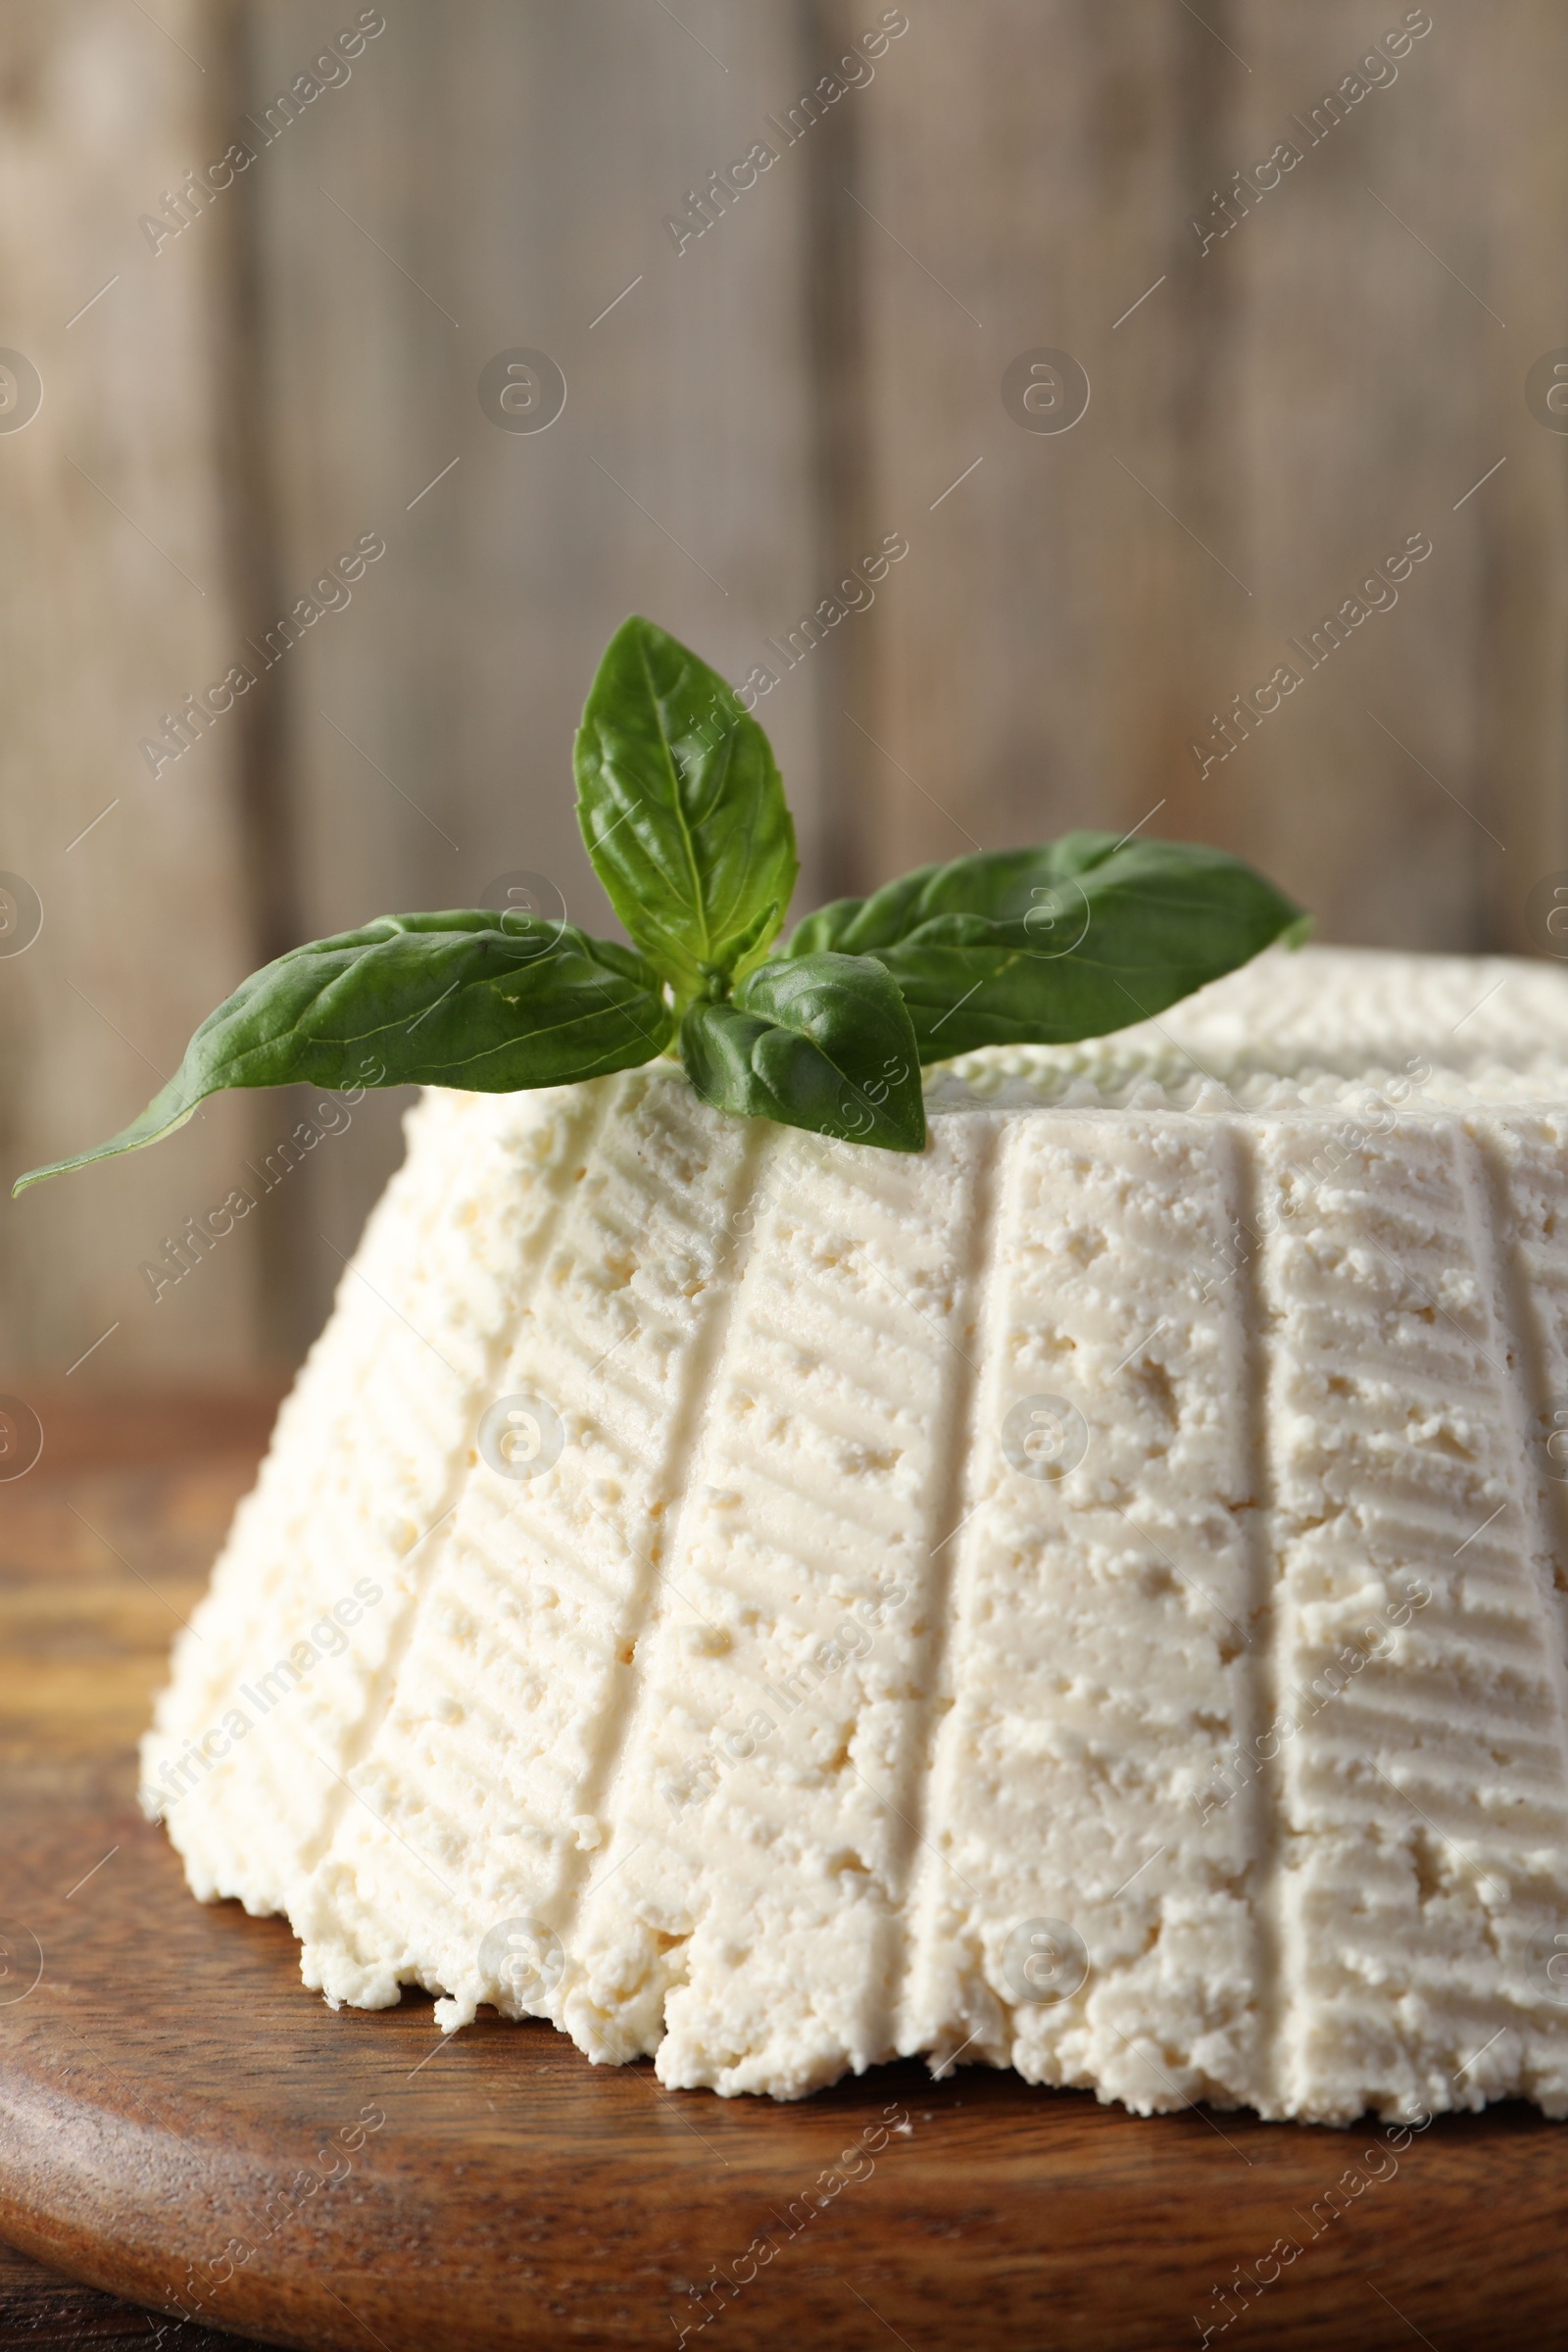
140 948 1568 2122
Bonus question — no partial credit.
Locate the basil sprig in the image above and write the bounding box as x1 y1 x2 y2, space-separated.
13 615 1307 1192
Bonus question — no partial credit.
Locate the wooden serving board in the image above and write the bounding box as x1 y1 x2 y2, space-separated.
2 1393 1567 2352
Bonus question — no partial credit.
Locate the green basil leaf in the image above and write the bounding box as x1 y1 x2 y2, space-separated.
786 834 1307 1059
679 952 925 1154
14 912 670 1193
574 615 798 1002
724 898 783 984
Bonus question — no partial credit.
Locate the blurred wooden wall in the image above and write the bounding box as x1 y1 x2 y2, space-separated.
828 0 1568 951
4 0 1568 1376
0 0 266 1382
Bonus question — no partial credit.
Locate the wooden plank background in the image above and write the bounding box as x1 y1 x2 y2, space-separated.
0 0 266 1380
2 0 1565 1374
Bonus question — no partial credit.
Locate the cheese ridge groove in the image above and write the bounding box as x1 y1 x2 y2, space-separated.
1461 1115 1568 2108
551 1112 775 2044
289 1068 761 2023
569 1114 989 2093
299 1079 621 1876
142 1083 604 1918
1229 1114 1291 2120
1262 1115 1568 2118
893 1112 1005 2068
880 1112 1001 2066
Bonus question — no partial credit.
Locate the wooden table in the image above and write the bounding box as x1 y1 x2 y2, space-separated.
0 1392 280 2349
1 1391 1565 2351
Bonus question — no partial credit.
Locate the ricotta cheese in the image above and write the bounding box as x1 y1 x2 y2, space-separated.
140 947 1568 2122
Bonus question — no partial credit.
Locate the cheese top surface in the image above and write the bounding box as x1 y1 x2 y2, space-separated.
142 948 1568 2122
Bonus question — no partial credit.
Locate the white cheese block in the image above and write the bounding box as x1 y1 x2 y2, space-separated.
139 947 1568 2122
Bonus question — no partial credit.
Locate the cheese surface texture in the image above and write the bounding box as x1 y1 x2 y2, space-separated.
141 948 1568 2121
